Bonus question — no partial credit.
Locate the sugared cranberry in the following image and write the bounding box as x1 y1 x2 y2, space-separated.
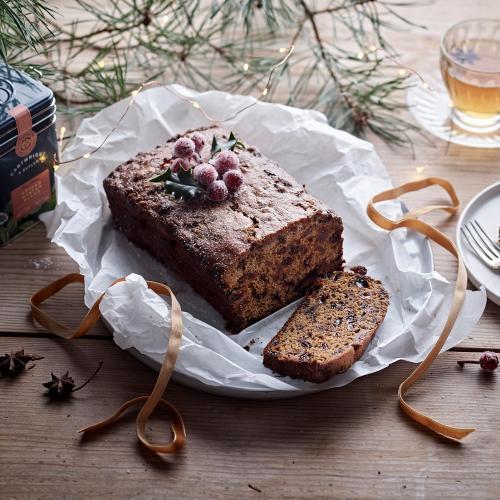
214 150 239 175
207 180 228 202
223 169 243 191
480 351 499 371
170 157 190 173
174 137 195 159
457 351 499 371
194 163 218 186
191 132 205 153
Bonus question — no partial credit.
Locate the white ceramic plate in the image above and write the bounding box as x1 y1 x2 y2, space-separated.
457 181 500 306
49 85 487 401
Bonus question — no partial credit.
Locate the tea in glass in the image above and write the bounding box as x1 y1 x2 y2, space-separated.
440 19 500 133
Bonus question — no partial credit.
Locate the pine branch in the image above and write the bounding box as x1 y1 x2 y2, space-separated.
0 0 55 62
4 0 428 147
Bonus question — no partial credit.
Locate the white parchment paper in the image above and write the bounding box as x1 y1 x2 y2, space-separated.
42 84 486 398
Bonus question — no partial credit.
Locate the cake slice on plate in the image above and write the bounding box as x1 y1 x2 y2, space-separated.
263 267 389 383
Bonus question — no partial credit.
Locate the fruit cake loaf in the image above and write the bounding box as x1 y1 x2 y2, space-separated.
263 267 389 382
103 126 344 332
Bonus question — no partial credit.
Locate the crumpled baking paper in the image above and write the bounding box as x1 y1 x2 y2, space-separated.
41 84 486 398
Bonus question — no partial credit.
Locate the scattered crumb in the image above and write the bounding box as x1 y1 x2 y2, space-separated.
243 339 256 351
27 257 56 270
248 484 262 493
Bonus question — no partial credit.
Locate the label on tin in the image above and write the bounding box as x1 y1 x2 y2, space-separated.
11 168 50 220
8 104 37 157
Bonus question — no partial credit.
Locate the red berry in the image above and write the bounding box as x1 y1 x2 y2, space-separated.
480 351 499 371
170 157 189 173
207 180 228 202
174 137 195 159
214 150 239 175
191 132 205 153
193 163 218 186
223 169 244 191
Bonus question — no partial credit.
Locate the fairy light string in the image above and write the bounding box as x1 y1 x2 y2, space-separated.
55 45 295 166
55 43 431 167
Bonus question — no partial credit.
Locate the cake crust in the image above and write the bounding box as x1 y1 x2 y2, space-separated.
103 126 344 331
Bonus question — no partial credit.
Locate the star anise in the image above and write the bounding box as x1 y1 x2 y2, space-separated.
43 372 76 397
43 361 103 399
0 349 44 376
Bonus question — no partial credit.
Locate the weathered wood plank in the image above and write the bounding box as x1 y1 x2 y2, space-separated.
0 336 498 498
0 224 109 337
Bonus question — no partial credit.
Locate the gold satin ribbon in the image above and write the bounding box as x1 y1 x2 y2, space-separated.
367 177 475 440
31 273 186 453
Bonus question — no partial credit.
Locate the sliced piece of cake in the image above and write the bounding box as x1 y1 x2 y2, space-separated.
263 267 389 383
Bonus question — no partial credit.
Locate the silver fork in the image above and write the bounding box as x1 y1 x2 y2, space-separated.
461 219 500 270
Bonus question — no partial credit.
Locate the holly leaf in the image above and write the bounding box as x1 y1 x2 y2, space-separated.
149 169 173 183
210 131 244 156
165 180 203 201
210 135 219 155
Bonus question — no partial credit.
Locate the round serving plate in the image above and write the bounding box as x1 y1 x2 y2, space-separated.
406 75 500 149
51 84 460 401
456 181 500 306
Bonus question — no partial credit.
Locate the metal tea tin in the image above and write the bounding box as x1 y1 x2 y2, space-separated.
0 63 58 246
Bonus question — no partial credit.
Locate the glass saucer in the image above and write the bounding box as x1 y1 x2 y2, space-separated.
406 74 500 149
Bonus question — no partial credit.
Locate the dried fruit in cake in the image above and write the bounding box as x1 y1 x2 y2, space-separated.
263 268 389 383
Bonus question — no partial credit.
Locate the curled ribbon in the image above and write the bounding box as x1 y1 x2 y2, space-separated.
31 273 186 453
367 177 475 440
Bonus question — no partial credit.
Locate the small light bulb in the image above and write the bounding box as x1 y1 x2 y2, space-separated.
60 126 66 138
448 100 454 108
398 69 407 77
83 153 91 159
357 52 365 60
97 59 105 69
415 165 425 174
243 62 249 72
38 152 47 163
279 47 287 53
262 88 268 96
131 89 139 97
369 45 377 52
422 82 430 90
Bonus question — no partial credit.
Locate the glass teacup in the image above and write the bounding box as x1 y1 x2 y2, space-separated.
440 19 500 133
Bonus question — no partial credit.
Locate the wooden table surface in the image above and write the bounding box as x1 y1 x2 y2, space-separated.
1 1 500 498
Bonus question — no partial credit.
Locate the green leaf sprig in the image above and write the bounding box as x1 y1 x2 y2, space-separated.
210 132 245 156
